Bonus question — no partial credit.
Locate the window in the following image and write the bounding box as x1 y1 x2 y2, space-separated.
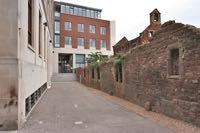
86 9 90 17
92 68 95 79
94 11 98 19
69 6 74 15
154 13 159 21
54 35 60 47
169 49 179 76
66 5 70 14
100 27 106 35
39 11 42 56
74 7 78 15
54 12 60 17
115 62 123 83
89 39 96 48
54 21 60 34
78 8 83 16
28 0 33 46
89 25 95 33
44 27 46 60
149 31 154 38
97 67 100 79
65 21 72 31
65 36 71 46
100 40 106 48
61 5 66 13
91 10 94 18
76 54 85 68
82 9 86 16
77 37 84 47
77 24 84 32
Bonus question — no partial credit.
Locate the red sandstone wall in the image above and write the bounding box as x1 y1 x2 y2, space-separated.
76 22 200 127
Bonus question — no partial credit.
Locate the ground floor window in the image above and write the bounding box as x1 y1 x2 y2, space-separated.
76 54 85 68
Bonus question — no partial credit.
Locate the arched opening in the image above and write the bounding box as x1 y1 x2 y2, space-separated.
153 13 159 21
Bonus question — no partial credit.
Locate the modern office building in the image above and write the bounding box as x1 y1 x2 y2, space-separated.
53 1 116 73
0 0 54 130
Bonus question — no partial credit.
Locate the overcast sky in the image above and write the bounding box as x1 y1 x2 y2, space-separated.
56 0 200 42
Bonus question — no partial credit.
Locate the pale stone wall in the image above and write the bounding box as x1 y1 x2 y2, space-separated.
0 0 53 130
0 0 18 130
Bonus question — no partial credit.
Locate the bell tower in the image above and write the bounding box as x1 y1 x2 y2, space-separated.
150 9 161 24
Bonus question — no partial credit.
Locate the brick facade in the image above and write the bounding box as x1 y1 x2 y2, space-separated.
76 21 200 127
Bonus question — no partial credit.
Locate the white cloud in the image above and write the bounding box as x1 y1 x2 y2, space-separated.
56 0 200 42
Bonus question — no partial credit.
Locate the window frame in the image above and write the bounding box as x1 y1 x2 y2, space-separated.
65 21 72 31
89 25 96 34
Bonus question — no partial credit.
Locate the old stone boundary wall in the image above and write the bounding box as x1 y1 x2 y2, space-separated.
76 22 200 127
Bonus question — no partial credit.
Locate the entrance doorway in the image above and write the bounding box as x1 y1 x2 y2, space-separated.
58 54 73 73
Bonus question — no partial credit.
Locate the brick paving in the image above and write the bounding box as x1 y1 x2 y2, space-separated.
2 77 177 133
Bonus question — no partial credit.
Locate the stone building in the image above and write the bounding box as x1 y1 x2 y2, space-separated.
0 0 54 130
76 9 200 127
113 9 161 55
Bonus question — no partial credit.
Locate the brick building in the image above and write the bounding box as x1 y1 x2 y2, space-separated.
0 0 54 130
76 9 200 127
53 1 115 73
113 9 161 55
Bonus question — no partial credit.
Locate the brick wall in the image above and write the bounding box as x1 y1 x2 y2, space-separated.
76 22 200 127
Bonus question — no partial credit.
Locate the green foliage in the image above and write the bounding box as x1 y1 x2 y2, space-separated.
87 52 108 68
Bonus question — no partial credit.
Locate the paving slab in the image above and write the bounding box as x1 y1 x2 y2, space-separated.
1 80 176 133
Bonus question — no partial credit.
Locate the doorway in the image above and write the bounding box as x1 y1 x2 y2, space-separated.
58 54 73 73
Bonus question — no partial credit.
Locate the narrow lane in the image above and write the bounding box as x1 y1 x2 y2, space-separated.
16 80 175 133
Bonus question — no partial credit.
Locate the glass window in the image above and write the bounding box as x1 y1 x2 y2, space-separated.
54 35 60 47
77 37 84 47
89 25 95 34
65 36 71 45
74 7 78 15
61 5 66 13
94 11 98 19
65 21 72 31
82 9 86 17
86 9 90 17
54 11 60 17
100 27 106 35
77 24 84 32
76 54 85 68
101 40 106 48
89 39 96 47
91 10 94 18
78 8 83 16
70 6 74 15
66 5 70 14
54 21 60 34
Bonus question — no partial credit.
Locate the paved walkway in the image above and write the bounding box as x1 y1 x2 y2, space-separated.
3 75 175 133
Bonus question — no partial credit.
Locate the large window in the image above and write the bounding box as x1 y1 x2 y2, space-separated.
77 37 84 47
89 39 96 48
169 48 179 76
54 21 60 34
28 0 33 46
100 27 106 35
39 11 42 56
74 7 78 15
61 5 66 13
54 35 60 47
65 21 72 31
69 6 74 15
76 54 85 68
89 25 95 34
100 40 106 48
115 62 123 83
65 36 72 46
77 24 84 32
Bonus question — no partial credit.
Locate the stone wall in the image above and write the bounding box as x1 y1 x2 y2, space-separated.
76 22 200 127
